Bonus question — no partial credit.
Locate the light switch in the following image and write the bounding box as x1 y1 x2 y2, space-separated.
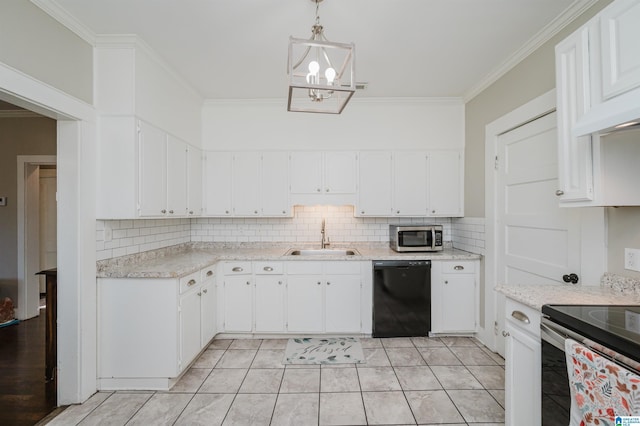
0 197 6 206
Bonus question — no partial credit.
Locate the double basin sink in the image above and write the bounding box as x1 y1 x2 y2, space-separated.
286 248 360 256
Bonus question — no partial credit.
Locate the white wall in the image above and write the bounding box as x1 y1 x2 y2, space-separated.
95 37 203 146
202 98 464 151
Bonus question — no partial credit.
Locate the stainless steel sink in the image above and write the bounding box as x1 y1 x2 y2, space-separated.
287 249 359 256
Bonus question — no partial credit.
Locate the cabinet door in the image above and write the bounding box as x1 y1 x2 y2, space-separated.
290 152 323 194
287 276 323 332
555 27 594 202
600 0 640 100
357 151 393 216
201 279 217 346
232 152 260 216
261 152 290 216
167 135 188 216
440 275 476 332
324 151 357 194
393 152 428 215
187 145 203 216
223 276 253 332
505 323 541 426
180 287 202 370
325 275 361 333
255 275 286 332
138 121 167 217
428 151 463 217
204 151 233 216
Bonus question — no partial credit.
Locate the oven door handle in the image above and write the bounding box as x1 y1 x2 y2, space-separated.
540 323 567 352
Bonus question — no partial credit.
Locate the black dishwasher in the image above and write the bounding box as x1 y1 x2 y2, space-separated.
372 260 431 337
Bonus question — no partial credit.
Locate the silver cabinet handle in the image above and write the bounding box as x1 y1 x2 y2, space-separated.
161 209 167 214
254 210 258 214
396 210 400 214
187 279 197 286
511 310 530 324
502 330 510 337
189 210 194 215
432 210 436 214
232 267 243 272
454 265 464 271
246 281 251 285
317 188 321 192
361 211 365 214
202 289 208 294
197 292 202 296
263 266 274 272
444 280 448 284
327 281 331 285
169 210 174 214
282 210 286 214
225 210 229 214
206 270 213 277
326 188 330 192
555 190 564 196
278 281 282 285
317 281 321 285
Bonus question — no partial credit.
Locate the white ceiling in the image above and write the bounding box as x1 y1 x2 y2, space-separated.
43 0 589 100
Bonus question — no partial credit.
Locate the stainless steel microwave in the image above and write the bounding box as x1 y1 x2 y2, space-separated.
389 225 443 252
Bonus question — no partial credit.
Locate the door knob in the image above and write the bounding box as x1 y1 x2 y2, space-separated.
563 273 579 284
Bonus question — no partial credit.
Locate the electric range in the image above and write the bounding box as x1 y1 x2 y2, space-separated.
541 304 640 363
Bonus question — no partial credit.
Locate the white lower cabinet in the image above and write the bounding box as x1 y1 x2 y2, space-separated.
504 298 541 426
254 262 286 332
218 260 370 335
221 267 253 332
200 266 217 344
431 260 479 334
97 267 217 390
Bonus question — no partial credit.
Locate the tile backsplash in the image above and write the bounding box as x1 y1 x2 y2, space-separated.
96 206 484 261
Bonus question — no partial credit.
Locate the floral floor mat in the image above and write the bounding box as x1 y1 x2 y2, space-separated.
283 337 365 365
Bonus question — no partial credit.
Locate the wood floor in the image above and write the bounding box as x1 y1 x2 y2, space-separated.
0 310 56 426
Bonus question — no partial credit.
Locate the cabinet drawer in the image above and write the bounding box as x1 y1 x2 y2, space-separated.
325 261 361 275
441 261 476 274
286 261 323 275
254 261 284 274
180 270 201 294
200 265 216 282
222 261 252 275
505 297 541 338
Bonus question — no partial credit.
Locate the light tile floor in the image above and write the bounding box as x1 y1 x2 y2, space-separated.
45 336 505 426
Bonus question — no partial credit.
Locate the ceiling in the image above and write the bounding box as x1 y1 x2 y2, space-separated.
41 0 588 101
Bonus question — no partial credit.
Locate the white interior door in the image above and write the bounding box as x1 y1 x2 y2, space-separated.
39 167 57 294
495 111 581 352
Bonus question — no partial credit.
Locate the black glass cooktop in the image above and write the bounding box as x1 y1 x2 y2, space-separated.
542 304 640 363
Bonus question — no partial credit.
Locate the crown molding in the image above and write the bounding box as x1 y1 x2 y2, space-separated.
463 0 599 102
31 0 96 45
203 96 464 107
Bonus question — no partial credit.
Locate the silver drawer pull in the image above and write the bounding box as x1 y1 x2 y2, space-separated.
206 270 213 277
511 310 530 324
232 267 243 272
454 265 464 271
263 266 274 272
187 279 197 286
246 281 251 285
502 330 510 337
202 289 208 294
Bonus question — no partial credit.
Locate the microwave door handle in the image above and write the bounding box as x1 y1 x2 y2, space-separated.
431 228 436 250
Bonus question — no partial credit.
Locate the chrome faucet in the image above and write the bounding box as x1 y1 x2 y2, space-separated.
321 218 329 249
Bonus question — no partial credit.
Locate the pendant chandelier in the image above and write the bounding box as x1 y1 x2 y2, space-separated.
287 0 355 114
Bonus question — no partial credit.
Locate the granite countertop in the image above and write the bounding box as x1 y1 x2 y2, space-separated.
97 242 481 279
496 273 640 310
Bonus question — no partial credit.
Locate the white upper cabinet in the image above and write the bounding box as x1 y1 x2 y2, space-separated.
232 152 261 216
289 151 357 205
357 151 393 216
138 121 168 217
393 152 428 216
555 25 595 203
204 151 290 217
599 0 640 100
261 152 290 217
428 151 463 217
187 146 203 216
203 151 233 216
166 135 189 216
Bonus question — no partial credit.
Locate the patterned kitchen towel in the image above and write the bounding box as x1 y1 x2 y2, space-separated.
284 337 365 364
565 338 640 426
